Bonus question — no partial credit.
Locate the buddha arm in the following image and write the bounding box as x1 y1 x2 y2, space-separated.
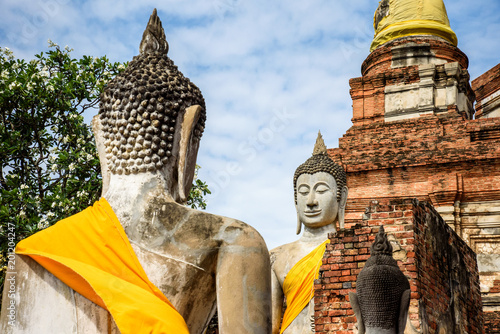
216 220 272 334
271 268 284 334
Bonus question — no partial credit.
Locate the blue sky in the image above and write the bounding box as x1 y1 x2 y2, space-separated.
1 0 499 249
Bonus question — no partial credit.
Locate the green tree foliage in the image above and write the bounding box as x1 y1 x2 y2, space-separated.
188 165 211 210
0 43 210 304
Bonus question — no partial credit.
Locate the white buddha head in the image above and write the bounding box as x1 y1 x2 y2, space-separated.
293 132 348 234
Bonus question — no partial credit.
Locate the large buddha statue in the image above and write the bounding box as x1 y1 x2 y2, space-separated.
270 133 348 334
0 10 271 334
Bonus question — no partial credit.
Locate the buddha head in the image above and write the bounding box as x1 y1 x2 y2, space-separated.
94 9 205 203
350 226 411 334
293 132 348 234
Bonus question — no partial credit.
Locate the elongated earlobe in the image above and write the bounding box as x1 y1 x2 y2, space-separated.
296 207 302 235
349 292 365 334
398 290 411 334
91 115 110 197
338 186 348 230
177 105 202 203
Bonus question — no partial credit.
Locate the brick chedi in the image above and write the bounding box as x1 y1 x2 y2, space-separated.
319 0 500 332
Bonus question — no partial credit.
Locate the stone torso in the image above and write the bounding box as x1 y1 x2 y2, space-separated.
116 196 270 334
270 239 326 334
0 199 256 334
122 200 236 333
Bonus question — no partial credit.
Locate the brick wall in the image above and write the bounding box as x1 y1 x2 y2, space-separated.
484 311 500 333
483 276 500 333
472 63 500 100
413 200 483 333
330 115 500 174
314 199 483 333
472 63 500 118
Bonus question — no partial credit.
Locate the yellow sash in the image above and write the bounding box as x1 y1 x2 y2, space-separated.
280 239 330 333
16 198 189 334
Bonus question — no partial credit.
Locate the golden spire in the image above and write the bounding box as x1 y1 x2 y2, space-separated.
370 0 457 52
312 131 327 156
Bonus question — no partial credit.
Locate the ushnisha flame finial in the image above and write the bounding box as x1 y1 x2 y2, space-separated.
371 226 393 256
139 8 169 55
312 131 327 156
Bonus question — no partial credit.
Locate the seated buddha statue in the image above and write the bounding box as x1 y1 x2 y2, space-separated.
0 9 271 334
270 132 348 333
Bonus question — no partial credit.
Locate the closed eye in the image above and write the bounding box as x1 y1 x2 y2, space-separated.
298 185 310 195
315 185 330 193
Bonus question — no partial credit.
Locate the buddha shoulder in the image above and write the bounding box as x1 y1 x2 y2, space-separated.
148 201 266 246
270 240 305 268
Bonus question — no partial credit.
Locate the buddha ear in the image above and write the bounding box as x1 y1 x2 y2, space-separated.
338 186 348 230
91 115 111 197
177 105 202 203
349 292 365 334
295 205 302 235
398 289 411 334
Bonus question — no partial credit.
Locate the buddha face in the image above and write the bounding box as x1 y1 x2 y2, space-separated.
296 172 339 229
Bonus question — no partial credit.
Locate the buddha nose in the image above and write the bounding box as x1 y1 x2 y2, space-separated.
307 191 318 208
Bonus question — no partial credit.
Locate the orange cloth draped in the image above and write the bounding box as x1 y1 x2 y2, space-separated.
16 198 189 334
280 239 330 333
